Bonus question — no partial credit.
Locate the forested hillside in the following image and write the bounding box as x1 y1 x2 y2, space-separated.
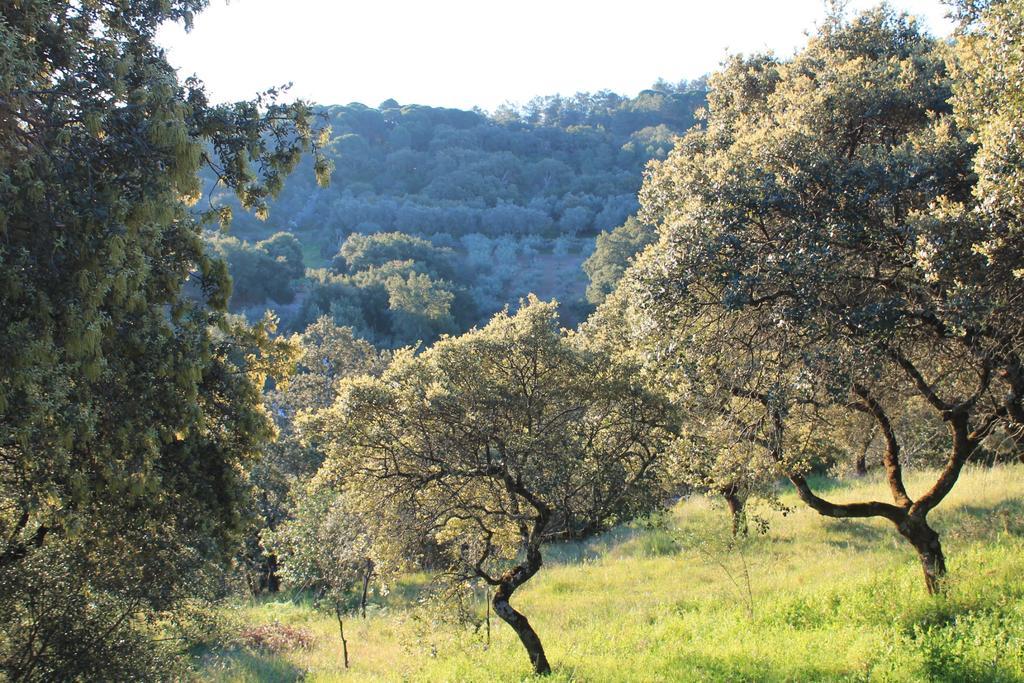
206 86 705 343
221 86 706 242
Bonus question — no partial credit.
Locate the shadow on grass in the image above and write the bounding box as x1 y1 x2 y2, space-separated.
544 525 648 565
940 499 1024 543
820 518 890 551
197 648 306 683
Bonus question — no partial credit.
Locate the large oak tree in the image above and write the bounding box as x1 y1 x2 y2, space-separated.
0 1 327 676
620 7 1024 593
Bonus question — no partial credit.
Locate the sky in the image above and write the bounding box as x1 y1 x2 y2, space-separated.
157 0 956 112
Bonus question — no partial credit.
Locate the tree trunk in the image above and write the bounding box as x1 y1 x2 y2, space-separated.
487 489 552 673
335 603 349 668
854 452 868 476
360 558 373 619
485 586 491 649
897 516 947 595
722 488 747 537
261 553 281 593
492 583 550 675
854 423 875 476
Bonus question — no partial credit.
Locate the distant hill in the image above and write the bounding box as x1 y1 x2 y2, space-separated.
216 84 706 251
205 83 708 344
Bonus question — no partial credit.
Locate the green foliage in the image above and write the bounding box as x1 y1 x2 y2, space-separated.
332 231 456 279
296 232 472 347
0 1 325 677
306 296 676 577
262 487 374 606
206 231 306 308
259 232 306 281
582 215 657 305
0 543 185 681
951 0 1024 282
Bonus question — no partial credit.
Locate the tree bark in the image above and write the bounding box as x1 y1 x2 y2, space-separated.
897 516 946 595
260 553 281 593
492 584 550 675
485 586 491 649
854 452 868 476
854 422 876 476
491 545 550 675
360 558 373 619
722 486 747 537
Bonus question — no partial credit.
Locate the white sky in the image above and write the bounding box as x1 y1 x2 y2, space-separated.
157 0 956 112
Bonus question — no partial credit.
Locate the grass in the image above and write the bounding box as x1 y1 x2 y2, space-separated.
196 464 1024 681
299 239 329 270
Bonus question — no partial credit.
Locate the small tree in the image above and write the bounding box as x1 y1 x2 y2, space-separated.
581 280 789 538
264 488 374 668
246 317 386 593
306 298 675 675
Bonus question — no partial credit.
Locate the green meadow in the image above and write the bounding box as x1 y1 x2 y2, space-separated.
197 464 1024 682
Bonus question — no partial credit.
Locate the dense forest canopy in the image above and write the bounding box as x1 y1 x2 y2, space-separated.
217 85 707 244
202 85 708 344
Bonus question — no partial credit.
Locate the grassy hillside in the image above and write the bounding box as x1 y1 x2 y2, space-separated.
198 465 1024 681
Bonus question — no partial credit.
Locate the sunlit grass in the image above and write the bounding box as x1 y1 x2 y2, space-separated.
198 464 1024 681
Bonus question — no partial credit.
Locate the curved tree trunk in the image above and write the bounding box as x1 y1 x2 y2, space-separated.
491 546 551 675
492 586 550 675
897 516 947 594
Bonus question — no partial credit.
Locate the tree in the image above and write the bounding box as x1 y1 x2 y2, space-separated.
582 279 830 538
332 231 456 280
628 7 1024 593
305 298 675 675
384 269 458 344
262 487 373 668
258 231 306 281
245 317 386 593
206 232 305 307
0 1 328 676
582 216 657 305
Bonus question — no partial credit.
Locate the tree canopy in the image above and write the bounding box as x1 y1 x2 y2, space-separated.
605 5 1024 593
0 1 325 676
305 298 676 673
